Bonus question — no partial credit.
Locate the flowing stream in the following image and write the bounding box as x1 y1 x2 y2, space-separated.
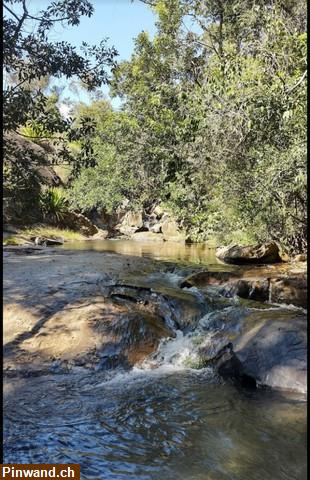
3 240 307 479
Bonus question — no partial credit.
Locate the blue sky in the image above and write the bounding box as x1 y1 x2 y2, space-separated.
11 0 157 109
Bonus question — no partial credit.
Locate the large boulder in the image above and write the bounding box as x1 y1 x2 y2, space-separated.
216 242 282 264
3 132 63 225
199 308 307 393
62 212 98 236
89 209 125 235
219 312 307 393
91 229 109 240
116 211 143 235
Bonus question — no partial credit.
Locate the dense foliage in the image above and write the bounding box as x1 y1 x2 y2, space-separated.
3 0 117 219
4 0 307 253
67 0 307 252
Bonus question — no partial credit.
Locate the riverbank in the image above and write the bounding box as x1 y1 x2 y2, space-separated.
3 225 86 245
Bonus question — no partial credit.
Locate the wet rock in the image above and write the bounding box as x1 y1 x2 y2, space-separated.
5 296 174 375
269 274 307 308
106 284 205 331
216 242 282 264
201 308 307 393
219 279 270 302
180 271 242 288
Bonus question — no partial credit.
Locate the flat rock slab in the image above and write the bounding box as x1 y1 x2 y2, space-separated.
3 249 194 376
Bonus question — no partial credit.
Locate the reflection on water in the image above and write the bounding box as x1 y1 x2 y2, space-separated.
61 239 221 265
4 370 307 480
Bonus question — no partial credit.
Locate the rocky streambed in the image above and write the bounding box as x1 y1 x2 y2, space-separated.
3 241 307 478
3 243 307 392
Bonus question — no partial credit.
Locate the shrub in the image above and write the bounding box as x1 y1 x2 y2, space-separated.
39 187 69 224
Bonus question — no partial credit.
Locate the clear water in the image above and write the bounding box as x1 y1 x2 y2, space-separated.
61 239 220 265
4 370 306 480
4 240 307 479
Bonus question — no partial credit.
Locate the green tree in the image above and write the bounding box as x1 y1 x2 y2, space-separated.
67 0 307 252
3 0 118 222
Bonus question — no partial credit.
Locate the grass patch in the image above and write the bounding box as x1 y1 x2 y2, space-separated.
3 225 86 245
3 235 26 246
22 226 86 241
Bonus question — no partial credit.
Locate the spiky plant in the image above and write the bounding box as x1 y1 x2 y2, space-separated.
39 187 68 224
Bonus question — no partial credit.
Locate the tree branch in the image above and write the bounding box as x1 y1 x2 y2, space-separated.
12 0 28 43
3 3 21 22
286 70 307 94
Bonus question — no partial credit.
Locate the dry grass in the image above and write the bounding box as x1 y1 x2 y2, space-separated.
3 225 86 245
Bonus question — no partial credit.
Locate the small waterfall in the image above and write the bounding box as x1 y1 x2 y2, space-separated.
143 330 201 369
268 278 272 303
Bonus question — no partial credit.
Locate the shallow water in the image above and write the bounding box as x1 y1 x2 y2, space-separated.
4 370 307 480
4 240 307 479
61 239 220 265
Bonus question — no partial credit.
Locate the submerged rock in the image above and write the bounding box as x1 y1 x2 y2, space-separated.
216 242 282 264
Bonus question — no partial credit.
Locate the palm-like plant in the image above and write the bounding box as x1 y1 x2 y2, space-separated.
39 187 68 224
